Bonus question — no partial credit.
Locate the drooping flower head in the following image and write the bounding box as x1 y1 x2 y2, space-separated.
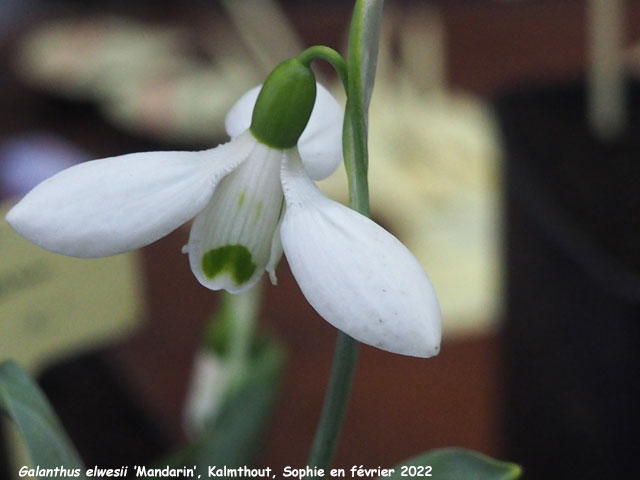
6 57 441 358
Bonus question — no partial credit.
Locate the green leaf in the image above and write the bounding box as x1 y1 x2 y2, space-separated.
162 336 285 475
348 0 384 114
384 448 522 480
344 0 385 217
0 360 86 478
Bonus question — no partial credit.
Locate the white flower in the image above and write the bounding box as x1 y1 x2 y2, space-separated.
182 350 229 437
6 83 441 358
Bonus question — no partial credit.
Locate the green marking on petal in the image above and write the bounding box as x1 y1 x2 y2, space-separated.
238 191 246 207
201 245 257 285
255 201 263 222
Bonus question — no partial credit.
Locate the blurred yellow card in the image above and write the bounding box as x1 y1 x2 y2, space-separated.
0 199 143 372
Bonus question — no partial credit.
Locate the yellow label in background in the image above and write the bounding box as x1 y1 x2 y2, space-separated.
0 199 143 372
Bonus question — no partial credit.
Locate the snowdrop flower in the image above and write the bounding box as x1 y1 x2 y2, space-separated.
6 58 441 357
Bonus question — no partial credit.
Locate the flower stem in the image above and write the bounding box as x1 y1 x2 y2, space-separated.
307 333 359 474
306 0 380 474
343 0 375 217
223 287 261 390
298 46 348 91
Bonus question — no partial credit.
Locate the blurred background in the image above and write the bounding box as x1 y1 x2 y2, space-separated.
1 0 639 479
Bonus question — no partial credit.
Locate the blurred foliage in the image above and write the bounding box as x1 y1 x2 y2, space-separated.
0 360 87 479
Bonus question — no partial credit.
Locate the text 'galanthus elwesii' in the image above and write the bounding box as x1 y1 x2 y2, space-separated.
6 57 441 358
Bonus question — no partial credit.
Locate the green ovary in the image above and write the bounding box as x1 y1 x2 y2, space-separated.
202 245 257 285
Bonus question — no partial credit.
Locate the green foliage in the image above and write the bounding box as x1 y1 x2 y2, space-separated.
341 0 385 217
384 448 522 480
0 360 86 479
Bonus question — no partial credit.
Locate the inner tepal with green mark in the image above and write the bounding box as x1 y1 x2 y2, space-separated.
202 245 256 284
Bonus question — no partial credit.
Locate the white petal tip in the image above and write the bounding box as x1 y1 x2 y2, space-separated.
5 206 37 251
182 244 189 254
5 207 20 232
357 303 442 359
267 268 278 286
400 336 441 359
3 148 237 258
5 201 90 257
